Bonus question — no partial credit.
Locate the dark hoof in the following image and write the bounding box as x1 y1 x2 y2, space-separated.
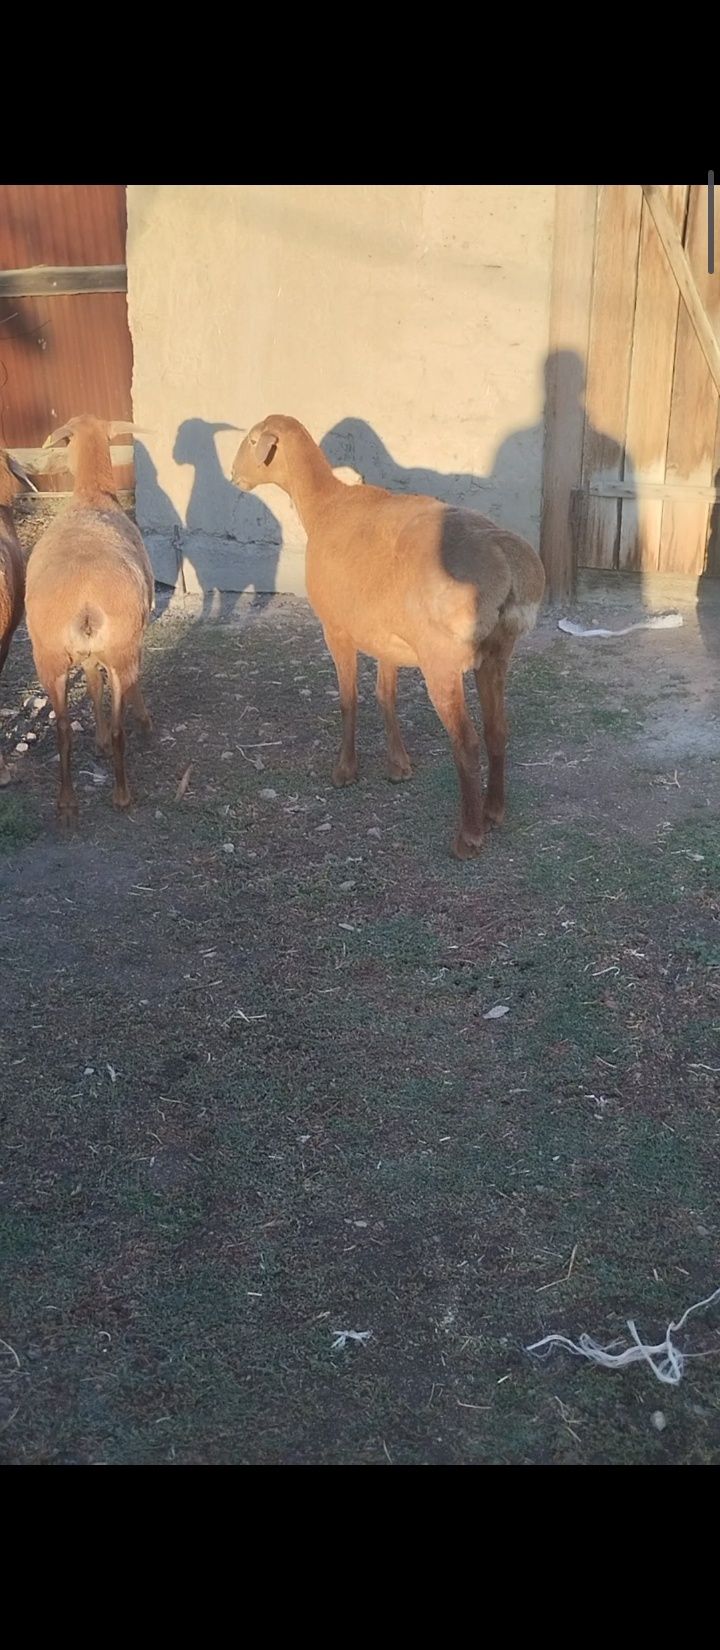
332 762 359 787
452 829 485 860
112 789 133 811
483 801 505 827
386 758 413 783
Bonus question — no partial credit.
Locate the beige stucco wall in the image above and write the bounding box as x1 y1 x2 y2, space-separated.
126 185 555 593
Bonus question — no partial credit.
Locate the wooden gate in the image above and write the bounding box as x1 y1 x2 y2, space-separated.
541 184 720 598
0 184 133 492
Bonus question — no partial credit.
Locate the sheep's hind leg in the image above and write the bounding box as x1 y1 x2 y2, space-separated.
474 635 513 826
423 665 484 859
0 640 11 785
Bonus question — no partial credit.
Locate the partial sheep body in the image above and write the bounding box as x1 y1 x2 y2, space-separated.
232 415 545 857
25 416 154 821
0 451 36 785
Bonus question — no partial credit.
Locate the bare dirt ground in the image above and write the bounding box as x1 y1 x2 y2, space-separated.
1 574 719 1464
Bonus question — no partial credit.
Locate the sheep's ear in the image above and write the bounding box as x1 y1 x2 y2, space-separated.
7 454 39 492
43 425 71 450
255 428 279 466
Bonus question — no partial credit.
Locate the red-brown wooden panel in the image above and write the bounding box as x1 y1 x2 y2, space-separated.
0 184 127 269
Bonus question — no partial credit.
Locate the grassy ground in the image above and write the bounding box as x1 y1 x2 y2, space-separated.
1 582 719 1463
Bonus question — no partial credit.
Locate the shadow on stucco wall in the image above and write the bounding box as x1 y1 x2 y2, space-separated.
135 421 282 618
322 352 639 573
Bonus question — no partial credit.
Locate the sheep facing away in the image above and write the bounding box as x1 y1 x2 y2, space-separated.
0 450 37 785
231 414 545 858
25 415 154 821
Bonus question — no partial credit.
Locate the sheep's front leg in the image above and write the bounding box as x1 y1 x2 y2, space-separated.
128 680 152 736
377 661 412 781
324 627 359 786
84 662 110 754
108 668 132 809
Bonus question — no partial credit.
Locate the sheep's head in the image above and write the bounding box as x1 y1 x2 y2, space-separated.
41 414 138 476
0 450 38 504
231 417 290 493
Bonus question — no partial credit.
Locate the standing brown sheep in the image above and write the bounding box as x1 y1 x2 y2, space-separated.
25 415 154 822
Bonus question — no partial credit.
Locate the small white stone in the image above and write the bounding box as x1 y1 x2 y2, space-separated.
260 788 277 801
25 732 37 742
14 741 28 754
222 841 236 854
220 750 232 761
316 821 332 832
368 827 381 839
651 1410 667 1433
71 720 83 733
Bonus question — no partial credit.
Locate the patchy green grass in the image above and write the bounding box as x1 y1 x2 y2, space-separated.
0 599 719 1463
0 791 40 849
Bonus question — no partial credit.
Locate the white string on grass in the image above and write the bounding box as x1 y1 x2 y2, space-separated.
558 613 683 639
526 1285 720 1387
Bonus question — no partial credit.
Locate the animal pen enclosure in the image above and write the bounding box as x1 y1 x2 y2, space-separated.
0 184 134 492
541 183 720 598
2 184 719 597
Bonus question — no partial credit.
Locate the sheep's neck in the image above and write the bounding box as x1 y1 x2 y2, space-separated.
283 435 340 534
72 438 120 507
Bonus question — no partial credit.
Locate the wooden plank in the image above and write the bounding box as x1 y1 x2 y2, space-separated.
705 401 720 575
578 480 720 502
659 185 720 576
10 445 134 468
619 185 688 571
0 185 127 268
0 264 127 297
642 185 720 395
540 185 598 599
580 185 643 568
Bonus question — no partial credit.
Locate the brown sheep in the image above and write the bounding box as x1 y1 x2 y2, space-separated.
231 415 545 858
25 415 154 822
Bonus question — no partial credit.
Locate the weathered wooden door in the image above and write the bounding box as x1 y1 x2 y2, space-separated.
541 184 720 597
0 184 133 492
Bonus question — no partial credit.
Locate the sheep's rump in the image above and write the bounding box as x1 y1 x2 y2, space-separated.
26 507 154 667
401 505 545 651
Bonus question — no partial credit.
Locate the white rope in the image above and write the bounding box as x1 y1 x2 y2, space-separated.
526 1286 720 1386
558 613 683 639
331 1329 371 1351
